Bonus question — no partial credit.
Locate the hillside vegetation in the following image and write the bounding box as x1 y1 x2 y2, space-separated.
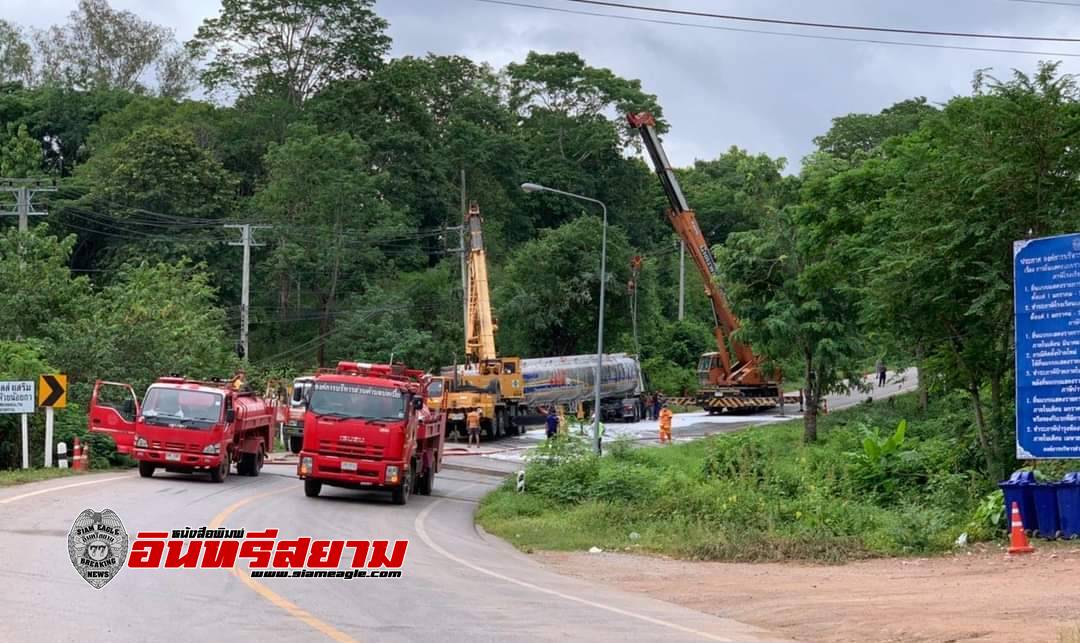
478 395 1011 562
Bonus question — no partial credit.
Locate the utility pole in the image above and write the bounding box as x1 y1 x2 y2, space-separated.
226 224 270 360
1 179 56 232
678 240 686 321
460 169 469 333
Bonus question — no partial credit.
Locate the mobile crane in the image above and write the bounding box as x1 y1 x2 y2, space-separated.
440 202 524 438
628 112 783 411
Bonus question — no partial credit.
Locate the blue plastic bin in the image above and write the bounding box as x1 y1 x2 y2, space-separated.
999 470 1038 532
1058 473 1080 539
1032 483 1060 539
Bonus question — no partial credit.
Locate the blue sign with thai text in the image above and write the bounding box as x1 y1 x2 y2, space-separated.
1015 233 1080 459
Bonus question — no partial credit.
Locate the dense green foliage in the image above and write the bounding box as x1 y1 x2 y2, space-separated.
0 0 1071 488
478 395 1002 561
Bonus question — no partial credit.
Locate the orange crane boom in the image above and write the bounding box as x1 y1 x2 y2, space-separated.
628 112 780 403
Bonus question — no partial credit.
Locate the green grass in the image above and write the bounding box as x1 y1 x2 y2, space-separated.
477 392 999 563
0 467 112 487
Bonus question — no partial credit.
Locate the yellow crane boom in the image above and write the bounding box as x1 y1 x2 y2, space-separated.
464 202 498 364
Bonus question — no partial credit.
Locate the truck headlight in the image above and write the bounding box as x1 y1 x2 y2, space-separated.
135 436 148 448
202 443 220 455
385 465 400 484
300 456 313 476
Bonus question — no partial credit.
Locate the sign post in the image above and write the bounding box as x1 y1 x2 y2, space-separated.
38 374 67 468
1015 234 1080 458
0 381 35 469
21 414 28 469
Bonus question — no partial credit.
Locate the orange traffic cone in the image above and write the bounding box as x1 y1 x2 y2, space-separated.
1007 501 1034 555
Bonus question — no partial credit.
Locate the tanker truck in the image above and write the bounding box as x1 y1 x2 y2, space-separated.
520 353 645 423
89 376 274 482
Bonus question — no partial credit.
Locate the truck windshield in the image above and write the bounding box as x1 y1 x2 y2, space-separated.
291 380 312 407
142 388 223 428
309 382 404 420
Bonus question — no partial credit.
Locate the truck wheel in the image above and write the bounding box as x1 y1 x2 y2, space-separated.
255 446 265 474
289 436 302 454
391 468 413 505
304 479 322 498
138 461 155 478
417 468 434 496
210 452 229 483
239 451 258 477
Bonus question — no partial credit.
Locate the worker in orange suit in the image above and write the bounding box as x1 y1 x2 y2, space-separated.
658 403 673 444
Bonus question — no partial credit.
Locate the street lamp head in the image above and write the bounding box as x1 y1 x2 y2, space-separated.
520 182 545 193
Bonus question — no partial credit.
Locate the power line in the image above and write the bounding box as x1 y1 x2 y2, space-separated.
561 0 1080 42
1009 0 1080 6
473 0 1080 58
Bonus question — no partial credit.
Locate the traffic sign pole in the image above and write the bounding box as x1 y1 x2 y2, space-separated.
44 406 53 468
20 414 28 469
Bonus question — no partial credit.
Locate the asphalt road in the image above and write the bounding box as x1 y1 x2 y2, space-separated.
0 467 790 642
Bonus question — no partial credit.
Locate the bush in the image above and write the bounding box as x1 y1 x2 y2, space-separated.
478 393 1003 562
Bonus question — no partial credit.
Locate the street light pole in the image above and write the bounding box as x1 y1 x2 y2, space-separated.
521 182 608 454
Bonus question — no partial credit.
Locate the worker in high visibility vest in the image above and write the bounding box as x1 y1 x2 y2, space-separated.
658 403 673 444
466 408 482 448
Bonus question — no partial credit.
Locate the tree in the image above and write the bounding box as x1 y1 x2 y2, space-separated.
51 260 234 392
187 0 390 106
155 47 197 100
508 52 665 238
813 97 937 162
306 55 522 240
34 0 176 93
719 200 865 443
675 147 793 245
0 227 93 342
255 124 406 365
0 20 32 85
1 123 41 176
496 216 634 357
859 63 1080 478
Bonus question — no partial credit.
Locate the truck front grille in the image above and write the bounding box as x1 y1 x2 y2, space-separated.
318 440 384 459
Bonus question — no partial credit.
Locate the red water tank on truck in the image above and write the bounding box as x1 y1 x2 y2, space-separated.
297 361 447 505
89 377 274 483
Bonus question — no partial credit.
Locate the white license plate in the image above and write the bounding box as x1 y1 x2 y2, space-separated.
449 413 464 421
341 461 358 472
166 452 181 462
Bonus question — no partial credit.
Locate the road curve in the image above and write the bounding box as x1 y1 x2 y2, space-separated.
0 468 789 642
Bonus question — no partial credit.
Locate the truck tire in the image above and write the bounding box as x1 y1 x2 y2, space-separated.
138 461 155 478
304 479 322 497
417 468 434 496
238 451 259 477
210 452 229 483
255 446 265 474
288 436 302 454
391 468 413 505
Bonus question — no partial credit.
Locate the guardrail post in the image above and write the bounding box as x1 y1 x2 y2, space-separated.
516 470 525 493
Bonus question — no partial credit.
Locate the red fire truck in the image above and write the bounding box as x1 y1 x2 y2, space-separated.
89 377 274 483
297 361 447 505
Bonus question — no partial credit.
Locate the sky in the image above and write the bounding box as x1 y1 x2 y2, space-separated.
6 0 1080 168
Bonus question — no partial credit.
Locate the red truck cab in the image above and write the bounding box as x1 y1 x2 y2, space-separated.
89 377 273 483
297 362 447 505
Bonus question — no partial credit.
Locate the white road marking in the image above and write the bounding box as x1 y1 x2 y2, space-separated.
0 474 133 504
414 491 734 642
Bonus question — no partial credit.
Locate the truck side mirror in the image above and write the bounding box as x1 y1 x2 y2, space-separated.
412 397 424 411
225 408 236 423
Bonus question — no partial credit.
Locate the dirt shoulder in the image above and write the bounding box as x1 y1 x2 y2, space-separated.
535 545 1080 643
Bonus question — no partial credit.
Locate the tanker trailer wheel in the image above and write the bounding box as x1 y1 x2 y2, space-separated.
138 461 155 478
210 451 230 483
288 436 302 454
304 479 322 498
256 445 265 474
